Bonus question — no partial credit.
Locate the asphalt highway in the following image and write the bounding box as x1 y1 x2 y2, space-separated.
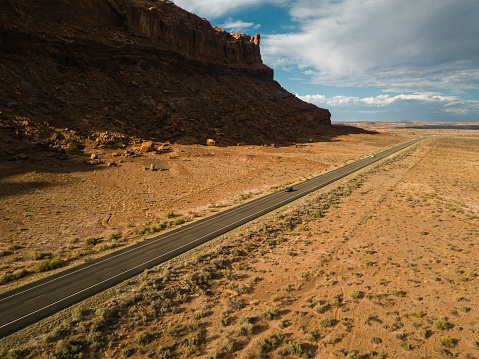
0 137 425 338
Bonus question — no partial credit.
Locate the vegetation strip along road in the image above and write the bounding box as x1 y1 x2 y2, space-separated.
0 137 425 338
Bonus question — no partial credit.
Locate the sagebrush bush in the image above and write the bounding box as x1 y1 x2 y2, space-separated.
72 307 85 321
30 251 45 260
258 306 279 321
136 331 151 345
34 257 62 272
84 237 98 246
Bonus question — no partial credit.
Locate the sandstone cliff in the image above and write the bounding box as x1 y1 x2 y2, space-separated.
0 0 333 150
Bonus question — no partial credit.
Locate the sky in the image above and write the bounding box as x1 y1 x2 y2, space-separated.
174 0 479 123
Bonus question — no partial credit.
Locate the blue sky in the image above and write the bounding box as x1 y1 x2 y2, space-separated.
174 0 479 122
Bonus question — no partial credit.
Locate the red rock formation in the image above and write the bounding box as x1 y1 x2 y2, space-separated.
122 1 265 68
0 0 332 147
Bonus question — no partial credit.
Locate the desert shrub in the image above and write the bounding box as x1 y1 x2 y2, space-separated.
314 303 330 314
320 318 334 328
156 346 172 359
4 349 23 359
440 336 455 348
186 344 201 356
187 320 199 331
0 273 14 285
98 240 121 251
188 211 201 218
107 233 119 240
51 340 83 359
221 338 235 353
34 257 62 272
122 348 135 357
236 262 249 270
418 327 428 338
90 317 106 333
218 311 229 326
135 225 153 235
283 341 310 358
164 325 177 338
95 308 112 319
43 327 66 343
136 331 151 345
349 290 364 300
86 331 102 346
236 284 247 294
0 250 11 257
72 307 85 322
194 305 211 319
84 237 98 246
171 217 188 226
400 342 413 350
434 319 451 330
331 298 341 307
258 306 279 321
235 322 254 337
388 288 406 297
185 333 200 346
227 300 244 310
222 268 237 280
309 209 324 219
30 251 45 260
153 221 169 231
0 269 29 284
165 210 175 218
239 314 251 324
255 332 284 352
238 192 252 201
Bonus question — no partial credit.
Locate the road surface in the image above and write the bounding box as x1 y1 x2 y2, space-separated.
0 137 425 338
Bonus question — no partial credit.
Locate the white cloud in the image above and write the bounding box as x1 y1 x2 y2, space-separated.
297 92 479 121
298 92 471 107
174 0 287 19
220 18 257 33
263 0 479 92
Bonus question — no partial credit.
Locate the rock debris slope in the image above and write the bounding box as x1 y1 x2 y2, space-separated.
0 0 333 150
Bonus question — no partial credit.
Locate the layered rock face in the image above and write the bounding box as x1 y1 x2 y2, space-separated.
0 0 331 147
123 1 265 67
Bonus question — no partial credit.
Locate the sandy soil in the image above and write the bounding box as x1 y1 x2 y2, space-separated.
1 133 479 359
0 132 403 291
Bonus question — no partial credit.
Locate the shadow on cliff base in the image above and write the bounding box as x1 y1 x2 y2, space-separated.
180 124 378 147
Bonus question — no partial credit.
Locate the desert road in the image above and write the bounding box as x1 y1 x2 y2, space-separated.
0 137 425 338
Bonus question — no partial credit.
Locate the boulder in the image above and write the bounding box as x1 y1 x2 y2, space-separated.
140 141 155 153
64 142 79 152
206 139 216 146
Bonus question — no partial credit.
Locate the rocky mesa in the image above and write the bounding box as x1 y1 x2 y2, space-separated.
0 0 332 153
